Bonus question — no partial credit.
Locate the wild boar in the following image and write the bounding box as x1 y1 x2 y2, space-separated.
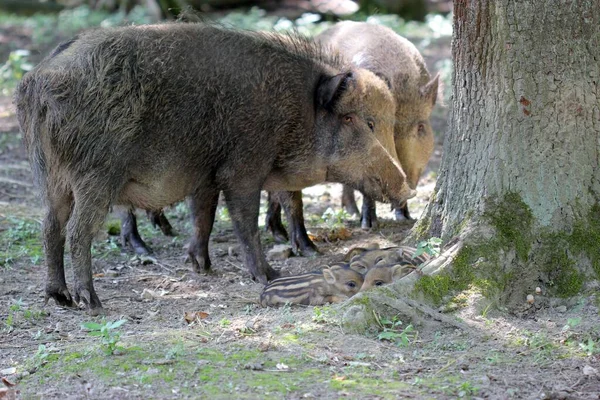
15 22 414 314
322 21 439 226
259 263 364 307
359 263 416 291
346 246 430 274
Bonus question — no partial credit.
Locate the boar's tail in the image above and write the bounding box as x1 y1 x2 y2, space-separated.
14 74 51 202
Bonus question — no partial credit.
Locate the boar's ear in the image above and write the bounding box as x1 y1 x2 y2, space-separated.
344 246 369 262
420 73 440 106
322 267 337 284
349 262 368 275
317 71 353 111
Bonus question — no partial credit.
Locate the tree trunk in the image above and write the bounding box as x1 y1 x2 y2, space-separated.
342 0 600 331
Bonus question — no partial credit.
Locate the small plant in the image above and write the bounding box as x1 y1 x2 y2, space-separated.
321 207 351 229
219 318 231 327
457 381 477 397
579 338 598 356
81 319 127 355
34 344 50 368
375 314 416 347
0 50 32 93
413 237 442 259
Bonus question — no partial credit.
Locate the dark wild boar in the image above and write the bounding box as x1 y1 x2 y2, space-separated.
15 22 414 314
266 21 439 252
259 263 363 307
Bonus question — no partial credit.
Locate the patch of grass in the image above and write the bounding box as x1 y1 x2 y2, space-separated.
0 216 43 267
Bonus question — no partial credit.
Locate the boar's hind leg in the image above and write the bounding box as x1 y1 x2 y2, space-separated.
43 188 77 308
265 192 289 244
360 194 378 229
187 188 220 273
341 185 360 216
120 209 152 255
278 191 319 256
67 186 111 315
148 210 175 236
394 202 414 222
224 189 280 284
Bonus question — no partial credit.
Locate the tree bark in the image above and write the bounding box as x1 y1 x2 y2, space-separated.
342 0 600 329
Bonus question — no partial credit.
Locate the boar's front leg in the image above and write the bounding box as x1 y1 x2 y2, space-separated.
277 191 319 256
341 185 360 216
265 192 289 244
224 189 280 284
188 188 220 273
120 209 153 255
43 187 77 308
360 193 378 229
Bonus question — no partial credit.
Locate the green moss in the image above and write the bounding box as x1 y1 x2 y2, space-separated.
483 192 533 261
569 203 600 278
414 246 476 306
414 274 452 306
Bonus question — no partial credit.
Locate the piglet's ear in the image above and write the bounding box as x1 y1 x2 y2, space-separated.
322 268 337 284
317 71 353 111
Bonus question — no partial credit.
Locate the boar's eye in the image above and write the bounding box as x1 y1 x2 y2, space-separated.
417 123 426 135
343 115 354 124
375 281 385 286
346 281 357 288
375 256 384 264
367 120 375 132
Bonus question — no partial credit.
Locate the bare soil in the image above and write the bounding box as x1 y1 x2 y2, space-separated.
1 27 599 400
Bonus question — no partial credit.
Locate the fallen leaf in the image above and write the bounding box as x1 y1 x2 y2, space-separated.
184 311 209 324
1 378 15 387
333 375 346 381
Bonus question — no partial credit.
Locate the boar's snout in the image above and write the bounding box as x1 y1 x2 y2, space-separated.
359 143 417 205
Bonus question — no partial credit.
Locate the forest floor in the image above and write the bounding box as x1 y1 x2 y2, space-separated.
1 9 600 400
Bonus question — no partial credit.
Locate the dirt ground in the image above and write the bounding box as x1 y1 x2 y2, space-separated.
1 25 600 400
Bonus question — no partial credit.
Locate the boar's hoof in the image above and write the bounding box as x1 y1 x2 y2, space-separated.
45 284 77 308
253 267 281 285
394 207 415 222
148 210 176 237
74 285 105 316
189 254 212 274
293 241 320 257
360 212 378 230
266 218 289 244
121 231 153 255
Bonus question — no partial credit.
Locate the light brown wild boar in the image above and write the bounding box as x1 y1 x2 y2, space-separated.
324 21 439 227
15 22 414 315
259 263 364 307
265 21 439 255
